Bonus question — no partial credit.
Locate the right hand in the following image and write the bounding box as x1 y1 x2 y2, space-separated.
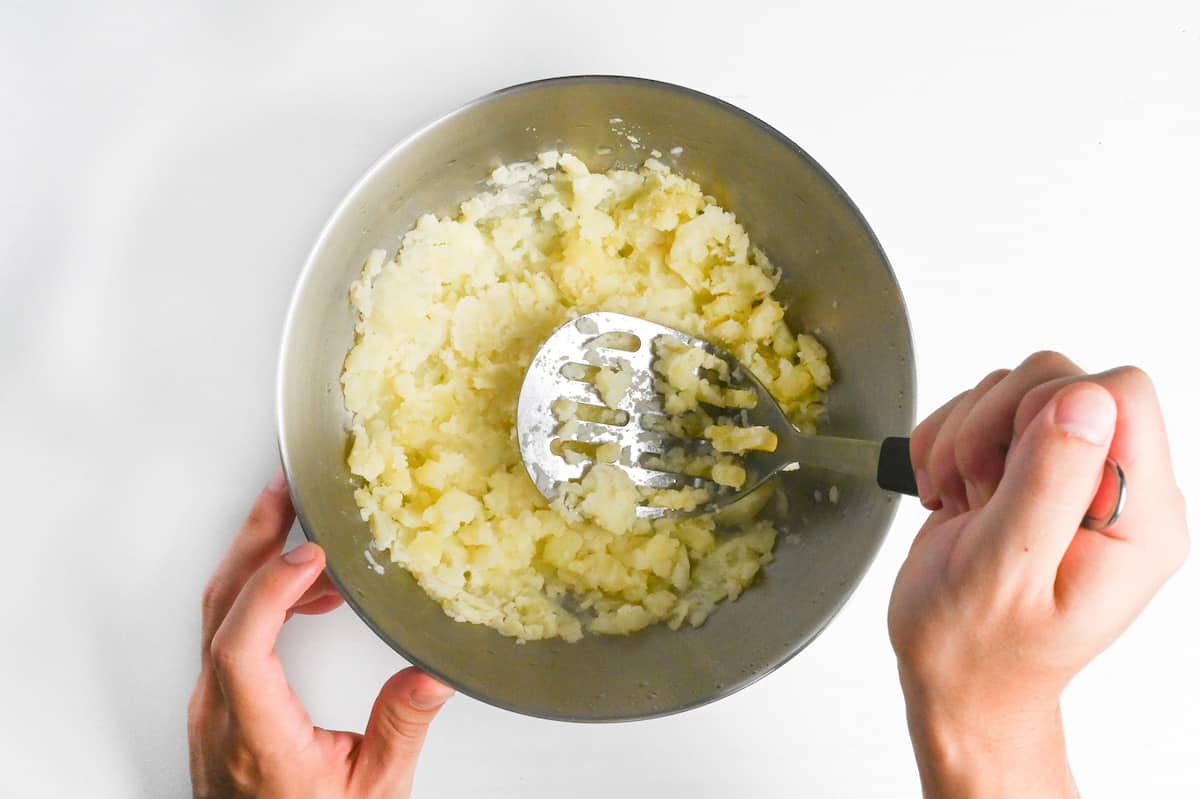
888 353 1188 797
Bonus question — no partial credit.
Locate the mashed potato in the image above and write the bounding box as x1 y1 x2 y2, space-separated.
342 151 830 642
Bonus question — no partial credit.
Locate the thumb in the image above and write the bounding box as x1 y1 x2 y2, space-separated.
978 382 1117 585
353 666 455 793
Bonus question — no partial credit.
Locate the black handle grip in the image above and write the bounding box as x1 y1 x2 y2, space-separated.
877 437 918 496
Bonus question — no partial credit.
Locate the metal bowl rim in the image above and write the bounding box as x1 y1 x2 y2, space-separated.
276 73 917 723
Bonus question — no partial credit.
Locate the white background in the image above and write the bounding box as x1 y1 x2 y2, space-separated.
2 1 1197 796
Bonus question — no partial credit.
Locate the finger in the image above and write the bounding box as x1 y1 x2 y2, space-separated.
977 382 1117 587
284 572 344 619
201 469 295 651
956 352 1083 506
1014 367 1173 477
209 542 325 742
289 593 345 617
928 370 1010 514
1051 369 1189 613
295 569 340 608
352 667 455 792
910 390 968 509
1012 366 1189 530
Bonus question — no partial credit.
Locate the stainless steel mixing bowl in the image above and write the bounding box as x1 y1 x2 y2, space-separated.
277 75 915 721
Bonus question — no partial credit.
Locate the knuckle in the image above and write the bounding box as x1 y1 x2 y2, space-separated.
378 706 429 748
1014 460 1078 517
1014 384 1053 434
242 490 288 537
976 368 1011 391
187 687 207 732
953 433 999 485
1109 365 1158 401
955 406 1007 484
928 418 959 472
928 448 964 505
887 620 924 663
227 741 261 794
1112 364 1151 384
1022 349 1073 373
201 580 224 619
909 423 936 467
187 682 205 716
926 437 953 484
911 390 969 467
243 504 272 534
209 629 239 674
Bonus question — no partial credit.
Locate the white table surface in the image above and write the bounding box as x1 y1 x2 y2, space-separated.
3 1 1197 796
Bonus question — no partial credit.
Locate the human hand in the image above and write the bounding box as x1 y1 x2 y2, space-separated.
188 471 454 798
888 353 1188 798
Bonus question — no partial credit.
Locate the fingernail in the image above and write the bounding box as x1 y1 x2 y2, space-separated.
410 683 455 711
268 467 288 493
283 543 318 565
1054 385 1117 446
914 469 934 506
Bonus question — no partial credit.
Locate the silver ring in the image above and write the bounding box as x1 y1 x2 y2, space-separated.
1082 457 1126 531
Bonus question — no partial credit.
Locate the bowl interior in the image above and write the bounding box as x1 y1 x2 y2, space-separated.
278 76 914 720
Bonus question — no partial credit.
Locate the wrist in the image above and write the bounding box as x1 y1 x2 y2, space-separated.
900 670 1075 799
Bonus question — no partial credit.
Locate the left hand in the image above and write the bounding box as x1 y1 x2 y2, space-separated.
188 470 454 798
